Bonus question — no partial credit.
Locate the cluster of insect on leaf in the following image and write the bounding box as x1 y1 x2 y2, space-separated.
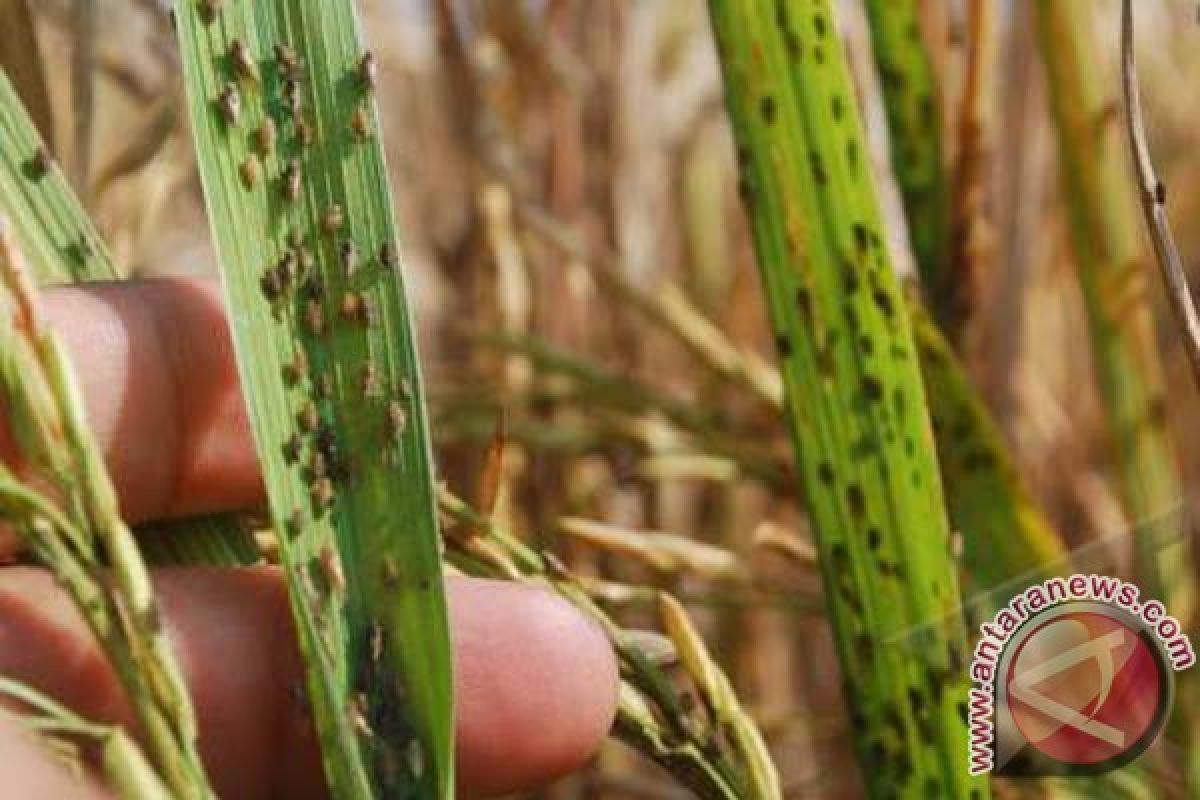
182 2 455 793
204 24 406 536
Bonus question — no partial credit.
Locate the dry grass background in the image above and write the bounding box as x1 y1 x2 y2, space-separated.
10 0 1200 796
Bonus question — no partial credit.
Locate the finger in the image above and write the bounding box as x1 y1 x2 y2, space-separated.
447 577 618 797
0 569 619 799
0 716 110 799
0 278 261 526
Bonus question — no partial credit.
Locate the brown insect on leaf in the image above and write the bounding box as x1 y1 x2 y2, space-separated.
239 155 260 188
309 476 334 510
350 105 371 140
304 298 325 336
387 400 407 440
282 433 302 463
297 401 319 432
281 159 301 202
260 266 284 302
275 42 300 78
359 51 377 91
322 204 344 234
340 290 363 321
319 545 346 594
255 117 277 156
283 78 302 117
230 38 260 84
29 146 51 179
198 0 223 23
339 240 358 278
379 241 398 271
282 349 308 385
361 363 381 397
217 82 241 125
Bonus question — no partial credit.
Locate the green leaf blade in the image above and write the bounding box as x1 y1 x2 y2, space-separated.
707 2 985 797
861 0 948 293
174 1 453 797
0 72 114 285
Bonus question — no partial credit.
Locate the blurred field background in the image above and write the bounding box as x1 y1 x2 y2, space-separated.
6 0 1200 796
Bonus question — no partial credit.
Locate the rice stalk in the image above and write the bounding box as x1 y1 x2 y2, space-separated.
1038 3 1198 788
706 2 984 796
1036 0 1196 667
1119 1 1200 394
0 677 171 800
173 1 454 796
438 488 779 799
1118 3 1200 793
0 218 212 797
943 0 998 343
558 516 745 583
658 592 780 800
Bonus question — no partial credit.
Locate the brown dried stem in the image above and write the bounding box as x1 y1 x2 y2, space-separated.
1119 0 1200 391
945 0 998 345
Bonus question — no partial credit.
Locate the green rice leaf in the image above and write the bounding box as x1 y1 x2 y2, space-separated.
173 1 453 796
861 0 947 290
707 2 986 796
0 71 114 284
907 295 1066 593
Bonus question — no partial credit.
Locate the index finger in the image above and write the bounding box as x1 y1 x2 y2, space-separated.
0 278 263 528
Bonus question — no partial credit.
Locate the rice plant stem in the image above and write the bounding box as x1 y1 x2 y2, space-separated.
0 219 211 797
1036 0 1195 636
1118 0 1200 390
437 488 770 798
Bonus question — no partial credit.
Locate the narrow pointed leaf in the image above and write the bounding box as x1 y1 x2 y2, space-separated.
908 296 1066 592
861 0 947 289
173 1 453 796
0 72 114 284
707 2 985 796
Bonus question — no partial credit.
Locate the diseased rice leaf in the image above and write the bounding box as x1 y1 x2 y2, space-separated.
707 3 986 797
174 1 453 796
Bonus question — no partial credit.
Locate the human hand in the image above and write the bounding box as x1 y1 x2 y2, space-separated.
0 277 618 799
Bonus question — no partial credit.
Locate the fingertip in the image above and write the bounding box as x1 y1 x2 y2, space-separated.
152 567 291 800
0 567 620 799
40 284 179 523
0 568 129 727
450 578 618 797
32 279 259 526
0 717 110 799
